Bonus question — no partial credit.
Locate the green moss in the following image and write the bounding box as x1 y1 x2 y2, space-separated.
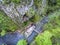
34 15 40 22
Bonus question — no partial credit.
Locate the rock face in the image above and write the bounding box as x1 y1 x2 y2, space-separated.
16 0 33 15
0 0 34 24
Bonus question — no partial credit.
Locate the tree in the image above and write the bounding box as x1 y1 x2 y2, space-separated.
12 0 20 4
0 10 18 35
4 0 11 4
17 40 27 45
35 31 52 45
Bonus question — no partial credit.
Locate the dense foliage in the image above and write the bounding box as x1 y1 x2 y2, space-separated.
3 0 20 4
0 11 19 36
35 31 52 45
32 9 60 45
17 40 27 45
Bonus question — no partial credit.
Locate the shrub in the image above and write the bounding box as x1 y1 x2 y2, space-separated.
17 40 27 45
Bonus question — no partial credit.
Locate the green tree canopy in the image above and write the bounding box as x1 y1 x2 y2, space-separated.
17 40 27 45
35 31 52 45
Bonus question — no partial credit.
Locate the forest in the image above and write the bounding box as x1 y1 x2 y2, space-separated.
0 0 60 45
